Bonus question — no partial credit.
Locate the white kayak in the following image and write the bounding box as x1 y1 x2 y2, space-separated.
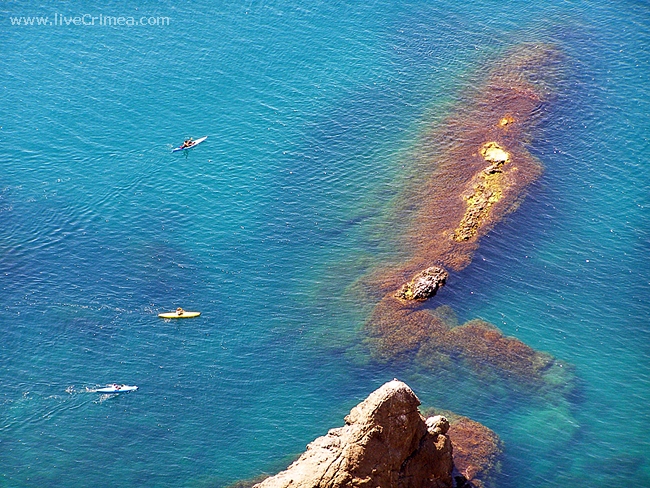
158 311 201 319
96 384 138 393
172 136 207 152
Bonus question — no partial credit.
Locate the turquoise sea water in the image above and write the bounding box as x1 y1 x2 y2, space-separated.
1 0 649 486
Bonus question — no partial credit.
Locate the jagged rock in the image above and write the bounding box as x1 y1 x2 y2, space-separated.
254 380 454 488
480 142 509 175
395 266 449 301
452 142 513 242
427 415 450 436
480 142 509 164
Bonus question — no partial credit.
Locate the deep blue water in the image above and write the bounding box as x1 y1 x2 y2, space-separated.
1 0 649 486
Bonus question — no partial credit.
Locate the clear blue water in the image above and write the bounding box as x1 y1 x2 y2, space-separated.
1 0 649 486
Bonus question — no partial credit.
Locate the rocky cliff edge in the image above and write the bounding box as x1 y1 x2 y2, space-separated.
254 380 456 488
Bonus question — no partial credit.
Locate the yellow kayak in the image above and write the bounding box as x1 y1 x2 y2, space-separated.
158 310 201 319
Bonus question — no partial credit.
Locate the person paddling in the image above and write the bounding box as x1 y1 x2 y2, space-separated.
181 138 194 149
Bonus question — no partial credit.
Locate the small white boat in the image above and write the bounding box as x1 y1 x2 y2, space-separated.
96 384 138 393
172 136 207 152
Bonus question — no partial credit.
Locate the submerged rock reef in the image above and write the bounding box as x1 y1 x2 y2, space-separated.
368 43 562 294
364 43 570 391
253 380 499 488
367 304 569 388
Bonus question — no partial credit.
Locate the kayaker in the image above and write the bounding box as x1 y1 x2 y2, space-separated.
181 138 194 148
176 307 184 316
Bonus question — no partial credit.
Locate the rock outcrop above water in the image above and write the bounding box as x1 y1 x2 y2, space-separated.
395 266 449 301
453 142 512 242
254 380 456 488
